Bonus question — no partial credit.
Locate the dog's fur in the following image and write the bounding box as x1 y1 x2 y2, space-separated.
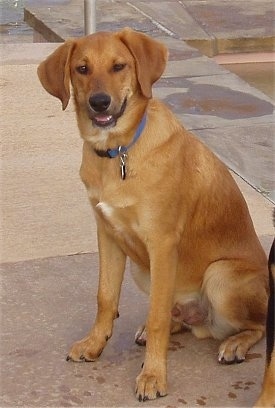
255 213 275 407
38 28 268 401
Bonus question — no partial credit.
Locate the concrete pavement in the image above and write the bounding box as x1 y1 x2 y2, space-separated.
1 0 274 406
1 248 273 407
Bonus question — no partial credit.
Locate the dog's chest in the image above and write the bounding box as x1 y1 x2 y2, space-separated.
88 184 146 256
95 200 136 233
97 199 148 260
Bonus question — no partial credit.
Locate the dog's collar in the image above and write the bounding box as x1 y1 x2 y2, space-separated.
94 113 147 159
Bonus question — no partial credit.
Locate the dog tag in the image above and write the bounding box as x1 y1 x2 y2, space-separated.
119 149 127 180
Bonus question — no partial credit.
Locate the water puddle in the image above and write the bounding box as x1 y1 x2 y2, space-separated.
162 80 273 119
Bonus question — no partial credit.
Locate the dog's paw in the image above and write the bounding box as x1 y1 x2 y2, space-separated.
66 335 105 362
135 325 147 346
218 336 247 364
135 371 167 401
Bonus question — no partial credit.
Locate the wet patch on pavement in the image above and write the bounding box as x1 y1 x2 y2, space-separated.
158 79 273 119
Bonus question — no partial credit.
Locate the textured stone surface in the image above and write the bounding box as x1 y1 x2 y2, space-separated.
24 0 274 56
0 247 273 407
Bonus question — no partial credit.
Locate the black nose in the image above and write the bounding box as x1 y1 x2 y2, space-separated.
89 93 111 112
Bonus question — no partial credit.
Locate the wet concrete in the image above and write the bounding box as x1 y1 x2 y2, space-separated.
0 0 33 43
159 80 273 119
154 72 274 133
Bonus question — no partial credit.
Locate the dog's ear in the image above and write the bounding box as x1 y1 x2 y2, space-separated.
37 41 75 110
118 28 168 98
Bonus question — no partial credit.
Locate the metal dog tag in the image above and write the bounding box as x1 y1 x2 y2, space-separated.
119 148 127 180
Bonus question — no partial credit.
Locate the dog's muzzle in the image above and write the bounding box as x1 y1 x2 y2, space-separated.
88 92 127 128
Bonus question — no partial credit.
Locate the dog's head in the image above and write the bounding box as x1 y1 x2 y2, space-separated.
37 28 167 137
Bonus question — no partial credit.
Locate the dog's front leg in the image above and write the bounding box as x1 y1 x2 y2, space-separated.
135 241 177 401
67 222 126 362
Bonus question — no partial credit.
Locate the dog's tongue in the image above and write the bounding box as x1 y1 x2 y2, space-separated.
95 115 113 123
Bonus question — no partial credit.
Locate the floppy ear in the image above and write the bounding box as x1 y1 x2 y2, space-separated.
118 28 168 98
37 41 75 110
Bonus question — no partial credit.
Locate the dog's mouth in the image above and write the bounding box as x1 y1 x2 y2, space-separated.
93 114 115 127
90 98 127 128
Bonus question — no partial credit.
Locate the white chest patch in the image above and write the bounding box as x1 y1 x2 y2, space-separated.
95 200 138 238
96 202 114 218
95 200 145 264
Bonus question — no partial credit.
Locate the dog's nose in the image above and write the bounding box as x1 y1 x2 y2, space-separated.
89 93 111 112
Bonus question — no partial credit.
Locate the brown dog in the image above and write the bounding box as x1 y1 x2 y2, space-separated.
38 28 268 401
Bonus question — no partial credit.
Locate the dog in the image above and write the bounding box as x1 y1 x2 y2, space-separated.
37 28 269 401
255 210 275 407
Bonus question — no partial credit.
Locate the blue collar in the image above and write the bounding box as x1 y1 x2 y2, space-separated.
94 113 147 158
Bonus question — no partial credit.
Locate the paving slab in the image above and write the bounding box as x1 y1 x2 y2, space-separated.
0 244 273 407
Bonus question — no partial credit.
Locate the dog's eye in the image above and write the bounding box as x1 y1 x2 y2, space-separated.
113 63 126 72
76 65 89 75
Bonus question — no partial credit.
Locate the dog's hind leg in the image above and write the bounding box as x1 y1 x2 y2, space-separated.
131 262 184 346
202 259 268 364
135 321 184 346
